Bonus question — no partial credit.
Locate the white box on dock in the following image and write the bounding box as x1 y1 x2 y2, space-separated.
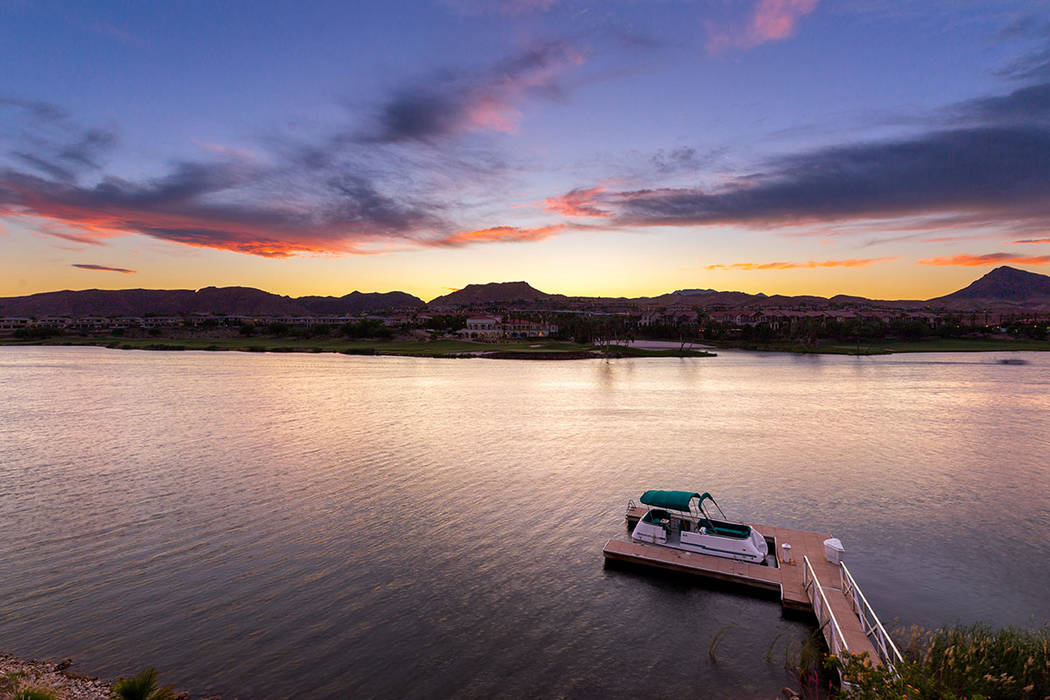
823 537 844 564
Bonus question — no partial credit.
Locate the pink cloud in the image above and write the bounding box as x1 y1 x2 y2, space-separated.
436 224 566 246
918 253 1050 266
543 186 611 218
706 257 895 271
706 0 819 53
1010 238 1050 244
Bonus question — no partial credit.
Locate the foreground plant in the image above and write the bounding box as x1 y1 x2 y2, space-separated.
14 688 57 700
826 623 1050 699
112 667 177 700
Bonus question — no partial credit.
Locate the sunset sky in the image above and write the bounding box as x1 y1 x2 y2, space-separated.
3 0 1050 301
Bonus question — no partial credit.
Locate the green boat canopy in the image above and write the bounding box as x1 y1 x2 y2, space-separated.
639 490 715 512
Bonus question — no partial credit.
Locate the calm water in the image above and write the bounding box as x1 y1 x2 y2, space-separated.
1 347 1048 698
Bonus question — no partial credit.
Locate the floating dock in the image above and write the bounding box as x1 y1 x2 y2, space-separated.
605 506 902 667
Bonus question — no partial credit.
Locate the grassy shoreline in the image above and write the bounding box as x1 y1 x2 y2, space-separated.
0 335 716 359
2 334 1047 356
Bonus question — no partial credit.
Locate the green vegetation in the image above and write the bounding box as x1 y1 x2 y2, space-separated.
12 326 62 340
0 334 716 358
0 670 57 700
13 688 57 700
113 667 176 700
825 624 1050 699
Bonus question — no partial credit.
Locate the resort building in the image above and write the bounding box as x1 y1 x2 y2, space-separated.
460 315 557 340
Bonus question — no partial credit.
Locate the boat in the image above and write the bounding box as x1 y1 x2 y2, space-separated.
630 490 770 564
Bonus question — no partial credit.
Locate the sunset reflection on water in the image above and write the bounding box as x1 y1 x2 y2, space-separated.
1 347 1047 698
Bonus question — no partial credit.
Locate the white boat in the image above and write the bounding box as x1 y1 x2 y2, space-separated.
630 490 770 564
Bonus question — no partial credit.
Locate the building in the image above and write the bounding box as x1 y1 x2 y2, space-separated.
462 315 503 340
460 315 557 340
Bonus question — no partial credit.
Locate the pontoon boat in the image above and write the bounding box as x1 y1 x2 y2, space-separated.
630 490 769 564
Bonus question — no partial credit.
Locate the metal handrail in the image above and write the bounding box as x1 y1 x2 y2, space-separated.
802 555 849 657
839 562 904 667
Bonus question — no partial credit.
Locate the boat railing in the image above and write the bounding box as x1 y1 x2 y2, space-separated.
839 562 904 668
802 555 848 657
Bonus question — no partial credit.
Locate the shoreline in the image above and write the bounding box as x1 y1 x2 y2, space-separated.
1 651 113 700
0 335 1046 357
0 651 218 700
0 337 718 359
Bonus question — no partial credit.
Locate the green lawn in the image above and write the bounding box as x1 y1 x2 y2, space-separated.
0 335 723 358
0 335 595 356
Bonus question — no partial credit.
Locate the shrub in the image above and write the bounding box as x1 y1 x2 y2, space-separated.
15 688 57 700
13 326 61 339
827 623 1050 700
113 667 176 700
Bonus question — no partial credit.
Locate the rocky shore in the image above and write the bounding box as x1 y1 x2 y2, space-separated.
0 652 111 700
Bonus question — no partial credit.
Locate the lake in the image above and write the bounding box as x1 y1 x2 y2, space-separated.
1 346 1047 698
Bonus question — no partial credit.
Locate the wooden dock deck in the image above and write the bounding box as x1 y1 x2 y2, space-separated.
607 506 880 663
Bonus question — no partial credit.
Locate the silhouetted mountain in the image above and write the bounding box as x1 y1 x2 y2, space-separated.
298 291 425 314
930 266 1050 304
427 282 561 308
0 286 424 317
4 267 1050 318
671 288 717 296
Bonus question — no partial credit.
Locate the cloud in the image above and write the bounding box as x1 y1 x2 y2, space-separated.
1 96 118 183
0 96 67 122
705 257 895 271
1 40 593 261
88 22 147 47
570 82 1050 236
1011 238 1050 244
72 263 136 273
442 0 557 15
610 123 1050 231
0 163 442 258
434 224 566 246
996 15 1050 42
650 146 724 175
953 83 1050 125
543 186 610 217
918 253 1050 266
991 46 1050 83
370 41 584 143
706 0 819 53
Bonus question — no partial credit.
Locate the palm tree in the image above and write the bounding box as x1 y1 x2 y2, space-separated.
113 668 177 700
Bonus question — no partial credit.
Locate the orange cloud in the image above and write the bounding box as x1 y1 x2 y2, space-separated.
707 0 818 53
706 257 894 271
437 224 566 246
918 253 1050 266
543 186 610 218
1010 238 1050 244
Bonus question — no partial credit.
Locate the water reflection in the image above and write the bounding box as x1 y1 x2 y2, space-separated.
0 347 1047 698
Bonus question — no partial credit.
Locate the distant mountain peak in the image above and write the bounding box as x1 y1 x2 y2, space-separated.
427 281 554 307
671 288 717 296
933 265 1050 302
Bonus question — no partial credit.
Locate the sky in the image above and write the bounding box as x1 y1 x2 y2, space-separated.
3 0 1050 302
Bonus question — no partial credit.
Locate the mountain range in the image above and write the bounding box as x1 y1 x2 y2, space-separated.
426 267 1050 312
0 287 424 317
2 267 1049 317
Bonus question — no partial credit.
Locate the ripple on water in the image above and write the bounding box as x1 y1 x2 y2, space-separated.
1 347 1048 698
